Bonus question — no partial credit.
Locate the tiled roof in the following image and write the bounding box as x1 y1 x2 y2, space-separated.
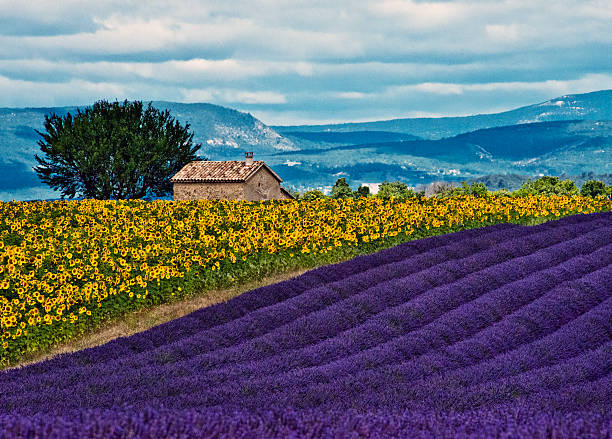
170 160 282 183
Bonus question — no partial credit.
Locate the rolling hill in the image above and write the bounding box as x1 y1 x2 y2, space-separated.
0 90 611 200
0 102 298 200
273 89 612 139
282 130 421 150
263 119 612 190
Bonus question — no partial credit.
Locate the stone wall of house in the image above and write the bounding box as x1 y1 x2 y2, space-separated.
173 166 292 201
173 182 244 201
279 189 293 200
244 168 283 201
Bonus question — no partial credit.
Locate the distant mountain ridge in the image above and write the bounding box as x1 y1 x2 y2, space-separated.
0 90 611 200
0 101 297 164
282 131 421 150
273 90 612 140
0 101 298 200
263 119 611 191
153 102 298 156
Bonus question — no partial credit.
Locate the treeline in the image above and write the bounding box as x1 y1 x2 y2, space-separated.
290 176 612 200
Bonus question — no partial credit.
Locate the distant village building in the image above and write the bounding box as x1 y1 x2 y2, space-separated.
171 152 294 201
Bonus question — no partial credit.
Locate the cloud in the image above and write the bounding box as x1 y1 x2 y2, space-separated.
0 77 105 107
0 58 314 86
0 73 287 108
181 88 287 104
412 83 465 95
485 24 521 43
334 91 368 99
371 0 471 30
402 74 612 97
0 0 611 123
0 1 106 36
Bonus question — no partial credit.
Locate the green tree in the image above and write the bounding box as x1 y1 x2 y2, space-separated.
356 185 370 197
34 99 200 199
376 181 416 199
457 181 489 197
492 188 512 197
513 176 579 197
302 190 326 200
557 179 580 196
580 180 607 197
330 177 354 199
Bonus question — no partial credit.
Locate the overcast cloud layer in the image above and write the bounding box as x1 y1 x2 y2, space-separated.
1 0 611 125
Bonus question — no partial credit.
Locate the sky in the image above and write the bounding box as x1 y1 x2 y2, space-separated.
1 0 612 125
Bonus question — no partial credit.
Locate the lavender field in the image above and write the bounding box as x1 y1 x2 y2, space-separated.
1 212 611 438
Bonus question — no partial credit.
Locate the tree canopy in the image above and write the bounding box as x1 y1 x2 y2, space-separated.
302 189 326 200
376 181 417 199
513 176 579 197
330 178 354 199
34 100 201 199
580 180 608 197
356 185 370 197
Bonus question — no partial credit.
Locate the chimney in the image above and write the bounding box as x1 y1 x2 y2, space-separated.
245 151 254 165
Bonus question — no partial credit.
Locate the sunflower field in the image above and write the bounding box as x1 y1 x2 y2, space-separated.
1 195 610 366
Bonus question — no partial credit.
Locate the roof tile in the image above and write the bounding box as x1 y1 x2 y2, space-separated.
171 161 282 182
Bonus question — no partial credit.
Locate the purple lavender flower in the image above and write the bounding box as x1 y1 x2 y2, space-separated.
0 212 610 438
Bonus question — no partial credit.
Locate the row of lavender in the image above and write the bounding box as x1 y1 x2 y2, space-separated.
0 405 609 439
1 212 610 438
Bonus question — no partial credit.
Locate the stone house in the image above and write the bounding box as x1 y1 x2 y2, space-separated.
171 152 294 201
